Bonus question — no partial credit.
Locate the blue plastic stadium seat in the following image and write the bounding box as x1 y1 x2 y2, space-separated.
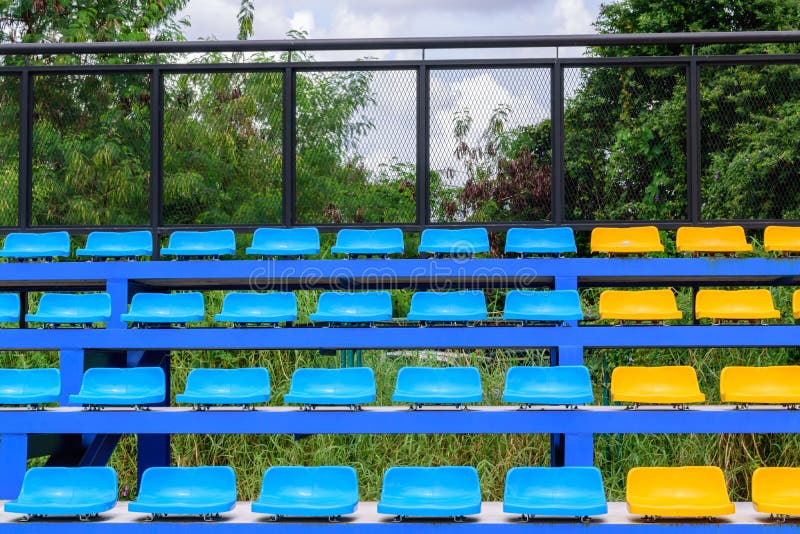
0 368 60 407
377 467 482 519
214 292 297 325
4 467 117 519
252 466 359 518
0 231 70 260
392 367 483 407
505 227 577 256
160 229 236 258
284 367 376 409
176 368 270 409
503 290 583 322
0 293 20 322
75 230 153 258
503 366 593 408
503 467 608 520
25 293 112 325
120 292 205 325
69 367 166 409
128 466 236 519
406 290 487 322
310 291 393 323
418 228 490 257
330 228 405 257
246 227 320 257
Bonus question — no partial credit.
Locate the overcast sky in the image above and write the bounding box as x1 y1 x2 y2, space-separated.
177 1 606 198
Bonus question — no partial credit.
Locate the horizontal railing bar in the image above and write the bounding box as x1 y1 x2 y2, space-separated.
2 405 799 434
0 31 798 55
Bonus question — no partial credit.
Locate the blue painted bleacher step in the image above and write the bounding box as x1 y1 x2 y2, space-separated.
392 367 483 408
25 293 112 325
310 291 393 323
504 227 577 256
0 368 60 408
0 293 20 322
251 466 359 519
418 228 490 257
503 467 608 521
4 467 117 520
176 368 270 410
128 466 237 521
377 466 482 519
120 292 205 325
503 366 593 408
246 227 320 257
0 231 70 260
69 367 165 410
160 229 236 258
503 290 583 322
214 292 297 325
75 230 153 258
284 367 376 410
331 228 405 257
406 290 487 322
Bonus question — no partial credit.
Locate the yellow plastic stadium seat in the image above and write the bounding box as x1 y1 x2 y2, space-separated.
764 226 800 254
676 226 752 254
626 466 734 518
752 467 800 517
599 289 682 321
720 366 800 406
611 366 705 405
590 226 664 254
695 289 780 321
793 290 800 320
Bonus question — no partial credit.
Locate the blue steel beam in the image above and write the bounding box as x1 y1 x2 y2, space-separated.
1 406 799 435
0 258 798 289
0 325 798 350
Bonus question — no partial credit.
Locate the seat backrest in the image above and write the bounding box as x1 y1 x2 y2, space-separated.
220 292 297 316
139 466 236 500
0 368 60 395
418 228 489 255
764 226 800 252
395 367 482 394
627 466 729 504
35 293 112 318
79 367 165 395
17 467 117 504
504 227 576 254
165 230 236 252
676 226 749 252
720 365 800 396
752 467 800 501
82 231 153 255
129 292 205 315
0 293 20 320
408 291 487 319
505 467 605 502
504 366 591 393
503 290 583 320
3 231 70 255
695 289 778 318
599 289 681 319
184 368 270 394
611 366 701 396
250 227 320 254
590 226 663 253
289 367 375 394
261 466 358 499
333 228 404 254
314 292 393 318
382 466 480 500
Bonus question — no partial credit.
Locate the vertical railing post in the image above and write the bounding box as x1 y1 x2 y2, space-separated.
282 66 296 226
149 66 163 258
550 61 564 224
687 58 701 223
416 61 430 228
18 66 32 229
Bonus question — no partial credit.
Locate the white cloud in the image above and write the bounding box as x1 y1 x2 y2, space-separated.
552 0 595 35
288 10 316 35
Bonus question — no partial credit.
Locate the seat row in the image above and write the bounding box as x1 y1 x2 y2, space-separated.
2 288 796 326
7 464 800 522
4 364 799 410
4 225 800 260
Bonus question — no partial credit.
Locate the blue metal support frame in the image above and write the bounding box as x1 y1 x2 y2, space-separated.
0 434 27 499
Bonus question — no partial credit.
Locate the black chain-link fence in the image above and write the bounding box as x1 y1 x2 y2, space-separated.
429 67 551 223
0 75 18 226
700 63 800 220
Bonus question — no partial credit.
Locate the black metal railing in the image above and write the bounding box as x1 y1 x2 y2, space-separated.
0 31 799 238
